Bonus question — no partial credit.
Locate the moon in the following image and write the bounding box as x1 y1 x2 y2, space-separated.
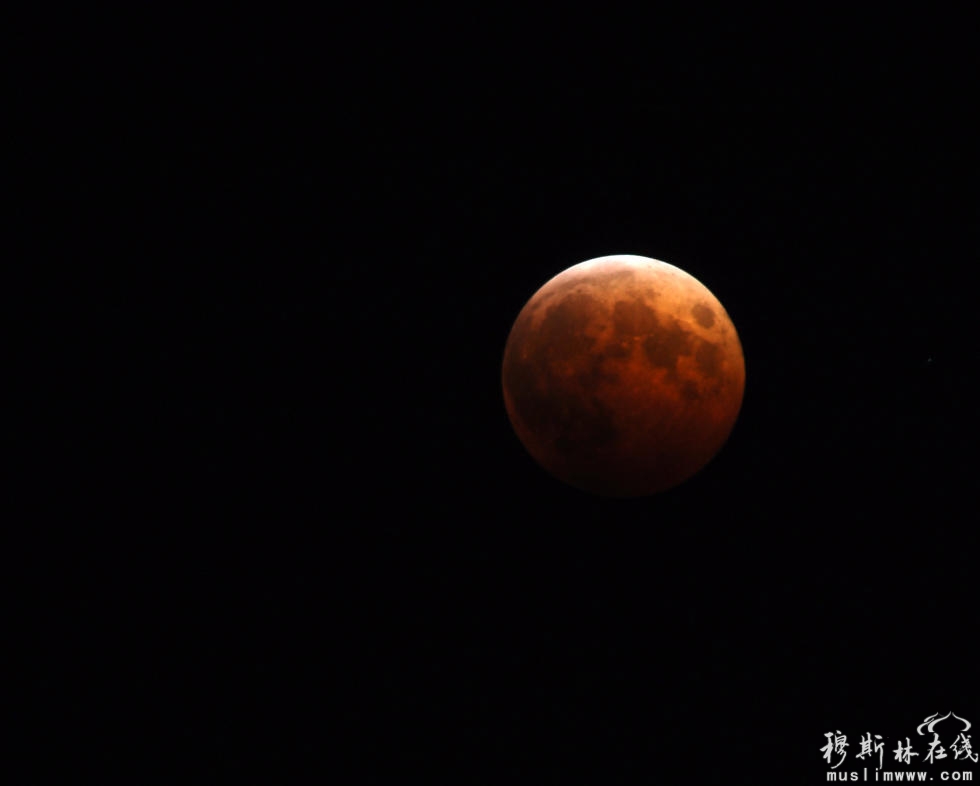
501 255 745 497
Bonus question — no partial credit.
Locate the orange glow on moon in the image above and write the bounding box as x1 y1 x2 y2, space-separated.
501 255 746 497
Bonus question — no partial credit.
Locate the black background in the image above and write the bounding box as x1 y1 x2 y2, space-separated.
20 8 977 782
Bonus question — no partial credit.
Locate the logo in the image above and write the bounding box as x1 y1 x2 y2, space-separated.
822 713 976 782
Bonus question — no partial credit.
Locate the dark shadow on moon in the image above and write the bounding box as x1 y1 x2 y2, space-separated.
505 290 717 458
691 302 715 328
502 268 743 496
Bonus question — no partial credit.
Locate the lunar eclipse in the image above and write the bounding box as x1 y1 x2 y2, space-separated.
502 255 745 497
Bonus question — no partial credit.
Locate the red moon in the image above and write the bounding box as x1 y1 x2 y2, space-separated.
502 255 745 497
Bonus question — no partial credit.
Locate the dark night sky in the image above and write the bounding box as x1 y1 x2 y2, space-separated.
20 9 978 782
